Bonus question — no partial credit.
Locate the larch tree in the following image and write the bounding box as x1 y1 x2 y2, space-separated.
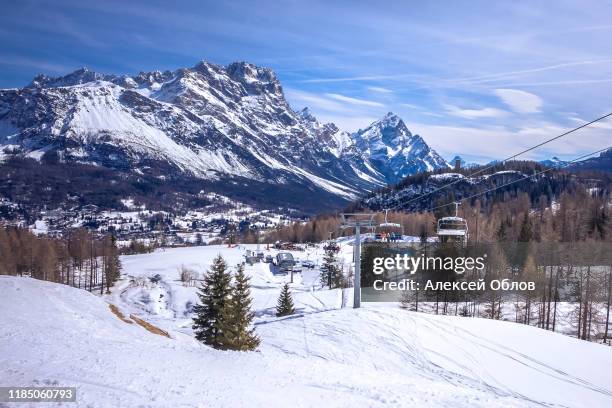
484 243 507 320
521 252 540 325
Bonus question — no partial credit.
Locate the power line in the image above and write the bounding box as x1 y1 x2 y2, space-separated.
390 111 612 210
427 146 610 213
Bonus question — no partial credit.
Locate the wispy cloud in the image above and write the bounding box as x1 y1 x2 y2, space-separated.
315 114 379 131
284 88 385 130
446 59 612 85
367 86 393 94
488 78 612 87
299 74 410 83
443 104 509 119
324 93 385 107
494 89 542 113
284 88 347 112
413 121 611 164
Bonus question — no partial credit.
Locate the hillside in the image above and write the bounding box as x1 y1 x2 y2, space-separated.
567 147 612 173
357 160 612 213
2 245 612 407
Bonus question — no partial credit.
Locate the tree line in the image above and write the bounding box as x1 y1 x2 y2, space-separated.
266 171 610 245
0 226 121 294
395 241 612 344
265 212 435 244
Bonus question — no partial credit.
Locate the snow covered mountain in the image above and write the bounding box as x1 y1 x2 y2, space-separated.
353 113 450 183
539 157 568 168
0 62 449 211
566 147 612 173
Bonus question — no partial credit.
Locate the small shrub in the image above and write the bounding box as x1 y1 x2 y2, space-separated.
178 265 197 286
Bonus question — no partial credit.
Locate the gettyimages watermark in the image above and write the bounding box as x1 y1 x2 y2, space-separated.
360 241 612 302
372 252 487 275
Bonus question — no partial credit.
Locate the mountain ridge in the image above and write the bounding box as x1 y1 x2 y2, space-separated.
0 61 449 212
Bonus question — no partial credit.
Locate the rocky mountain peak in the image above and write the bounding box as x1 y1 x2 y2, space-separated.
226 61 282 96
134 69 173 87
355 111 412 146
28 67 114 88
352 112 449 182
379 111 403 126
298 107 317 123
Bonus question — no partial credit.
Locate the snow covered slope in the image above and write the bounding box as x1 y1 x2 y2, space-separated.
2 245 612 407
362 164 557 212
0 62 449 210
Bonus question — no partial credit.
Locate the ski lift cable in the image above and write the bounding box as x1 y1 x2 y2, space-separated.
389 112 612 210
426 146 611 213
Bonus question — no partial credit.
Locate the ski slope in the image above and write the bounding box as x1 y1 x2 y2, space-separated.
1 245 612 407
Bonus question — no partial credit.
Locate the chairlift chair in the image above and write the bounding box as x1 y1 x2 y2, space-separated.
437 202 468 244
378 209 402 242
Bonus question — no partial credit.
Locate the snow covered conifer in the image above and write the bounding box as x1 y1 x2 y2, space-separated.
219 264 260 351
192 254 232 348
276 283 295 317
320 249 343 289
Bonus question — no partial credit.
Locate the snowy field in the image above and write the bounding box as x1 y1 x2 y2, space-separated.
1 244 612 407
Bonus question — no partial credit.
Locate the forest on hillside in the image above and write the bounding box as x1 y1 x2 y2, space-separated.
268 163 611 244
0 227 122 293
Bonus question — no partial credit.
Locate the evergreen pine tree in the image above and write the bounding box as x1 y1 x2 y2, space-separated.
518 213 533 242
192 255 233 348
516 213 534 269
419 224 428 244
103 235 121 294
496 220 507 242
276 283 295 317
219 264 260 351
320 249 343 289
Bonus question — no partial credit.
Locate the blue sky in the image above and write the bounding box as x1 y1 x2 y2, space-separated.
1 0 611 163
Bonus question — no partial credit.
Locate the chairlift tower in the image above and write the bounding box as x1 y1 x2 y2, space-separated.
340 213 375 308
